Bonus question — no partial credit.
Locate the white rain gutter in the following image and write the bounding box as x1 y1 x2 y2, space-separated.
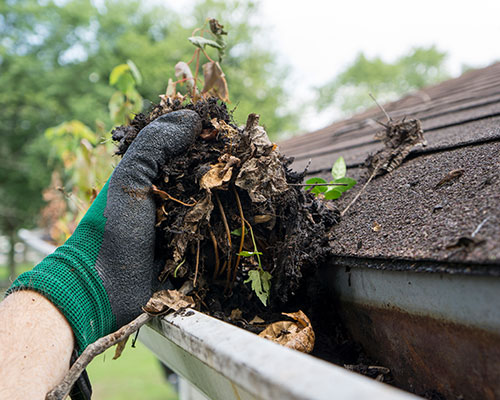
139 310 419 400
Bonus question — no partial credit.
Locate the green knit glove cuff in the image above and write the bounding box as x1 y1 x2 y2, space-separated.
6 181 116 353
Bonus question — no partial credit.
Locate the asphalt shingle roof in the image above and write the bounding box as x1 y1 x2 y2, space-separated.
279 63 500 268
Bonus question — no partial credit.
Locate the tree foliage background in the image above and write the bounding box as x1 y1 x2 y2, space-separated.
0 0 297 272
0 0 451 274
316 46 449 115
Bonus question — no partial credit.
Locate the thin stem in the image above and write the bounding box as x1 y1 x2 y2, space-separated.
369 93 391 122
214 192 232 278
193 239 200 287
209 227 220 279
231 187 246 286
200 47 215 63
186 51 197 66
192 49 201 97
244 219 262 271
173 259 186 278
46 313 152 400
341 166 378 217
152 185 197 207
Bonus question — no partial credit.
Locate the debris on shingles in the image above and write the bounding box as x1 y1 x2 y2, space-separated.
434 168 464 189
445 235 485 252
365 118 426 177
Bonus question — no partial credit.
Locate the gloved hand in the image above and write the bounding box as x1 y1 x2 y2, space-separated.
7 110 201 353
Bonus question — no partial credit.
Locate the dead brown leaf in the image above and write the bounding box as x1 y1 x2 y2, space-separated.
254 215 272 224
258 310 315 353
142 289 195 316
202 61 229 102
200 163 233 190
211 118 238 137
230 308 243 321
113 335 129 360
249 315 265 325
200 154 240 190
434 168 464 189
372 221 381 232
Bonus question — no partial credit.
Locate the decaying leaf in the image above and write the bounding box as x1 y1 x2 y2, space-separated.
367 118 425 176
142 289 195 316
200 163 233 190
254 215 272 224
234 116 288 202
202 61 229 102
434 168 464 189
249 315 265 325
166 78 176 97
372 221 381 232
236 155 288 203
175 61 195 92
258 310 315 353
113 335 129 360
200 154 240 190
170 193 214 262
230 308 243 321
211 118 238 137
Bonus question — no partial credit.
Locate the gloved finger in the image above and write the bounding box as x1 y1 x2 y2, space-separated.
115 110 202 187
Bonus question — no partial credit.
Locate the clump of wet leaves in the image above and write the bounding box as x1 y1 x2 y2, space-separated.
113 98 339 323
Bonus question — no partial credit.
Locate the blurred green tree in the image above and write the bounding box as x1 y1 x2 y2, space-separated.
0 0 295 275
316 46 449 115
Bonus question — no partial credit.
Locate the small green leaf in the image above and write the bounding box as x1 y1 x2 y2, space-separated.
331 157 347 180
231 228 242 236
126 60 142 85
244 269 272 306
188 36 223 49
238 250 263 257
109 64 130 85
324 188 343 200
332 177 357 193
305 177 327 194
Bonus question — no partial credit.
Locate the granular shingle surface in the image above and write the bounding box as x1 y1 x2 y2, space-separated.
279 62 500 268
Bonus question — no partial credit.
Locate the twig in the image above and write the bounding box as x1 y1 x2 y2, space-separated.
152 185 197 207
244 219 262 270
341 167 378 217
472 216 490 238
46 313 152 400
200 47 216 63
231 187 246 287
193 239 200 287
209 227 220 279
369 93 392 123
192 49 201 97
214 192 232 278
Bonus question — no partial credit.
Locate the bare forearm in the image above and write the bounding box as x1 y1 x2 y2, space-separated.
0 290 74 400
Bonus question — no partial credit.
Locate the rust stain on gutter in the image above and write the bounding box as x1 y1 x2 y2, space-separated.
338 301 500 399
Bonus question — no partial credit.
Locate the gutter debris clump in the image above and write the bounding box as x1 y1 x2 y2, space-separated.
112 98 338 349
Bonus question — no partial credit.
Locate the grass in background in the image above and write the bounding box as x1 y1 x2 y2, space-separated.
1 265 178 400
88 343 178 400
0 263 32 285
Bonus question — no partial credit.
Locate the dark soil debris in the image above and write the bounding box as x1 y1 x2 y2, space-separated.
114 98 339 323
365 117 426 178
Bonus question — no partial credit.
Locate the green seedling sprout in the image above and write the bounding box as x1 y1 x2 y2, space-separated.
304 156 356 200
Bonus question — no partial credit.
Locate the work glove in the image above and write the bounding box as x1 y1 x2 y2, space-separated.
7 110 201 353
